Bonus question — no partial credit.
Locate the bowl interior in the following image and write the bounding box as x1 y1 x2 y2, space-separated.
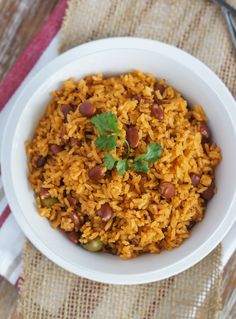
7 46 236 282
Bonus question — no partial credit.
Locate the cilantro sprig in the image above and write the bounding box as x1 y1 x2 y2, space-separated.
95 134 117 150
103 143 162 175
104 153 117 170
117 159 130 175
91 112 119 150
91 112 163 175
133 144 163 173
135 144 163 163
133 160 149 173
104 153 129 176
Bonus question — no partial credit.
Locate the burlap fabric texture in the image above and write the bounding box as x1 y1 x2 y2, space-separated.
17 0 236 318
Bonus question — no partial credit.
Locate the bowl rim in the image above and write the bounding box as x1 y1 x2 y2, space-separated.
2 37 236 284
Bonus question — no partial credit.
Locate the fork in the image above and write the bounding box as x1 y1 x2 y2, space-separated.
213 0 236 51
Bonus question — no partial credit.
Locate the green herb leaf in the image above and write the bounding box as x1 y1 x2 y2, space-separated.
91 112 119 134
116 159 129 176
133 160 149 173
135 143 163 163
95 134 117 150
104 153 117 170
144 143 163 162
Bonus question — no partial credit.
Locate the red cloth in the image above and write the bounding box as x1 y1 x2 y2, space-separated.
0 0 67 111
0 0 67 224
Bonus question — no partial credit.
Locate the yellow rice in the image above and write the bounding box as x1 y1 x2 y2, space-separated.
26 71 221 259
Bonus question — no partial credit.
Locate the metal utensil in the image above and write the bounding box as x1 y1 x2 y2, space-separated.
213 0 236 51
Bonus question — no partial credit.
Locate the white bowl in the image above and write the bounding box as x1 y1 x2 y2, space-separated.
2 37 236 284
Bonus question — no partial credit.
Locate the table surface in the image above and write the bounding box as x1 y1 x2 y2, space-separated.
0 0 235 318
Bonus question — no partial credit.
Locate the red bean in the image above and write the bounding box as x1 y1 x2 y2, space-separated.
50 144 64 155
200 122 211 142
201 183 215 200
36 156 46 168
126 126 139 148
67 195 75 206
151 104 164 120
69 137 79 147
61 104 73 120
67 231 80 244
187 221 196 231
160 182 175 199
39 187 50 197
154 82 165 95
97 203 113 222
71 212 81 227
190 173 200 187
79 101 96 118
88 165 106 181
36 155 47 168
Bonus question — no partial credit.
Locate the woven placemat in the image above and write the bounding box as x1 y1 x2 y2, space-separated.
17 242 221 319
17 0 236 318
